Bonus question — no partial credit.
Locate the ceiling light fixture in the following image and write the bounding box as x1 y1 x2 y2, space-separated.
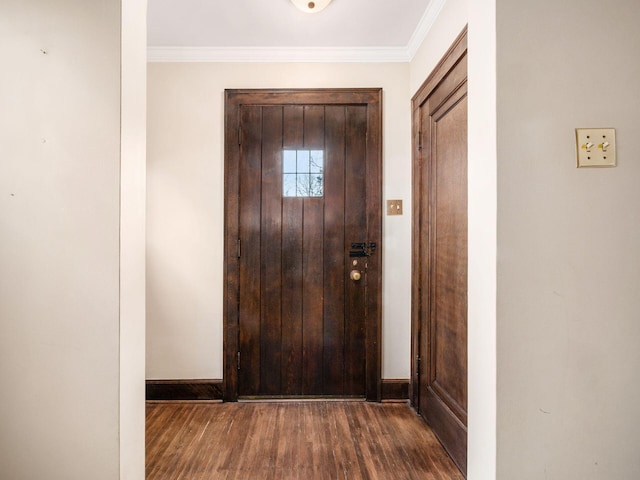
290 0 333 14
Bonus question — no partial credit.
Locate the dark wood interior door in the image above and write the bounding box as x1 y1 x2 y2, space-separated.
225 90 382 401
412 29 468 476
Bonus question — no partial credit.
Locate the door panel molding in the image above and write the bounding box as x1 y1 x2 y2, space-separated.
224 89 382 402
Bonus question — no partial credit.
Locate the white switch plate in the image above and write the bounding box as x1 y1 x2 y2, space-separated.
576 128 616 167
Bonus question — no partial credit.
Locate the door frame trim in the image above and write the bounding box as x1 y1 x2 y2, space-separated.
223 88 383 402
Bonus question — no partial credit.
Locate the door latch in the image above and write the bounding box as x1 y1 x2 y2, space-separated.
349 242 377 257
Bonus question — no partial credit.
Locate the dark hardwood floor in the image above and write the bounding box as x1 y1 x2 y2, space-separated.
146 401 464 479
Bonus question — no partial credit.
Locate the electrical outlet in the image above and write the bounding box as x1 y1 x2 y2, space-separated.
576 128 616 167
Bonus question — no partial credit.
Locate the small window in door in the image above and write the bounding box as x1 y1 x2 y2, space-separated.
283 149 324 197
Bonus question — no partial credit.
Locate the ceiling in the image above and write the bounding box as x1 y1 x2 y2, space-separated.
148 0 435 50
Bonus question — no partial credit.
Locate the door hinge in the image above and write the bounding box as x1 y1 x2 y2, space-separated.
237 239 241 258
237 351 241 370
418 132 423 151
416 355 421 376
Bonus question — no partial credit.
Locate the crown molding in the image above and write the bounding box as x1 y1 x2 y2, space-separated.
406 0 448 59
147 0 447 64
147 46 410 63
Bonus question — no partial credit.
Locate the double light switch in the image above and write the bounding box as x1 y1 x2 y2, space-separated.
576 128 616 167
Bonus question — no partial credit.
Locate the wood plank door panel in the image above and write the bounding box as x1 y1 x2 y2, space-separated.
322 105 347 396
343 105 368 396
225 89 382 401
412 29 468 476
299 106 325 396
281 105 304 395
260 105 285 395
238 105 262 396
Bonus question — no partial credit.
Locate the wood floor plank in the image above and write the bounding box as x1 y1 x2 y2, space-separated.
146 401 464 480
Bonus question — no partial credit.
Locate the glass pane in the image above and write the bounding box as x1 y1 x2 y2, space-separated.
296 150 310 173
296 174 307 196
283 150 297 173
295 174 323 197
309 151 324 173
310 174 323 197
283 174 297 197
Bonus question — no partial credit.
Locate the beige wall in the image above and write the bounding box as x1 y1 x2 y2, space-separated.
146 62 412 379
496 0 640 478
0 1 146 479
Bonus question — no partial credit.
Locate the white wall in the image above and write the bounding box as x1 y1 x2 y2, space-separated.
120 0 147 479
146 62 412 379
467 0 497 478
496 0 640 478
0 1 146 479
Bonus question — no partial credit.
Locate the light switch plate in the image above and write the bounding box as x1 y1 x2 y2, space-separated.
576 128 616 167
387 199 403 216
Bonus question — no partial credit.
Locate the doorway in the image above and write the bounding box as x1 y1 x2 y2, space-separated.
224 89 382 401
411 28 468 476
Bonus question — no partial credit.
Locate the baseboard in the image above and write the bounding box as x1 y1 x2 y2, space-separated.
146 379 407 402
146 379 224 401
381 379 410 401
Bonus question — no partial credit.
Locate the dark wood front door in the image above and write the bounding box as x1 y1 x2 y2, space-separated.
224 89 382 401
412 29 468 476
